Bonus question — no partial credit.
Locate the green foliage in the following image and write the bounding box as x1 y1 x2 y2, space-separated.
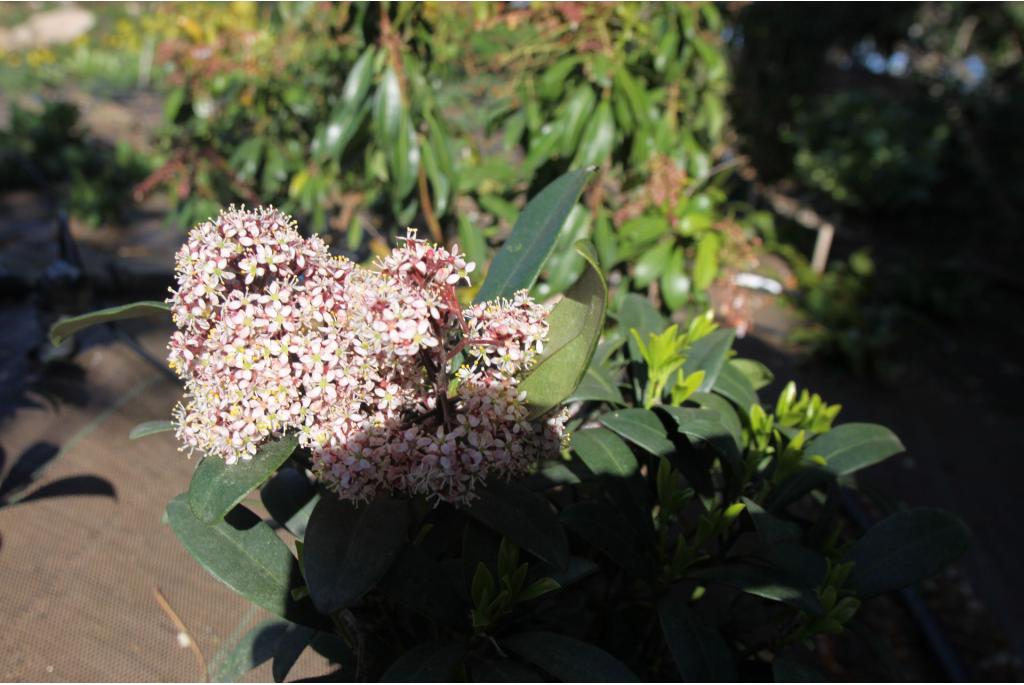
0 101 152 226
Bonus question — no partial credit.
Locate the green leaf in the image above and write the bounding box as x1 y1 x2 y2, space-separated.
742 498 801 545
340 46 377 109
806 423 905 476
765 467 834 512
189 434 298 524
693 231 722 290
129 420 174 440
773 656 827 682
600 408 673 456
518 576 560 603
569 363 624 405
271 623 316 683
658 592 737 682
688 392 743 451
382 640 466 682
712 361 759 415
380 545 466 628
616 293 666 359
571 427 638 478
49 300 170 345
659 406 742 472
475 168 594 303
730 358 774 391
302 495 408 614
559 84 598 157
661 247 692 311
503 631 639 682
845 508 970 598
468 481 568 569
457 216 490 270
633 240 673 289
166 496 319 626
520 241 607 418
689 563 822 614
573 100 616 169
420 132 450 218
470 659 545 682
682 328 735 392
561 500 653 578
538 56 582 100
210 619 288 683
260 467 318 540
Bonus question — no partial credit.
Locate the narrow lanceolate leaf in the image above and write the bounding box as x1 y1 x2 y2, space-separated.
520 241 607 418
129 420 174 440
571 427 638 478
49 300 170 345
806 423 905 476
503 631 639 683
845 508 970 598
302 495 408 614
166 496 320 626
658 592 737 682
381 640 467 682
189 434 298 524
475 168 595 303
468 480 569 569
600 408 674 456
682 328 735 392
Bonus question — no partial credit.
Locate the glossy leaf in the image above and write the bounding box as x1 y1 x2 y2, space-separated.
189 434 298 524
573 100 616 169
689 563 822 614
260 467 318 540
688 392 743 450
633 240 673 289
503 631 639 683
600 408 673 456
661 247 692 311
569 363 624 405
730 358 774 391
571 427 638 478
49 300 170 345
659 406 742 472
468 480 568 569
520 241 607 418
682 328 735 392
712 361 759 414
845 508 970 598
381 640 466 682
166 496 318 625
766 467 835 512
302 495 408 614
806 423 905 476
475 168 594 303
658 593 737 682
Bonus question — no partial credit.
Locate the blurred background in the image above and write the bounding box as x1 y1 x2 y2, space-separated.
0 2 1022 681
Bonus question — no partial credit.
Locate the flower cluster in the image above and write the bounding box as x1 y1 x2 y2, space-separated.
168 206 566 504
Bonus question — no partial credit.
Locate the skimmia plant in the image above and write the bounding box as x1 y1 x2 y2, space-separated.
51 170 968 682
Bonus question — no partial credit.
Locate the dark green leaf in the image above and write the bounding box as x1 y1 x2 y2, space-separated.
659 406 742 473
845 508 970 598
658 592 737 682
688 392 743 450
272 623 316 683
475 168 594 303
806 423 905 476
766 467 835 512
468 481 568 569
379 545 466 628
503 631 639 682
633 240 673 289
569 363 624 405
616 293 667 359
712 361 759 414
210 619 288 683
661 247 691 311
730 358 774 391
129 420 174 440
302 495 407 613
773 656 827 682
470 658 545 682
189 434 298 524
600 408 673 456
689 563 823 614
49 300 170 345
381 640 466 682
166 496 319 625
571 427 638 478
742 498 801 545
260 467 318 540
520 241 607 418
561 500 653 577
682 328 735 392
